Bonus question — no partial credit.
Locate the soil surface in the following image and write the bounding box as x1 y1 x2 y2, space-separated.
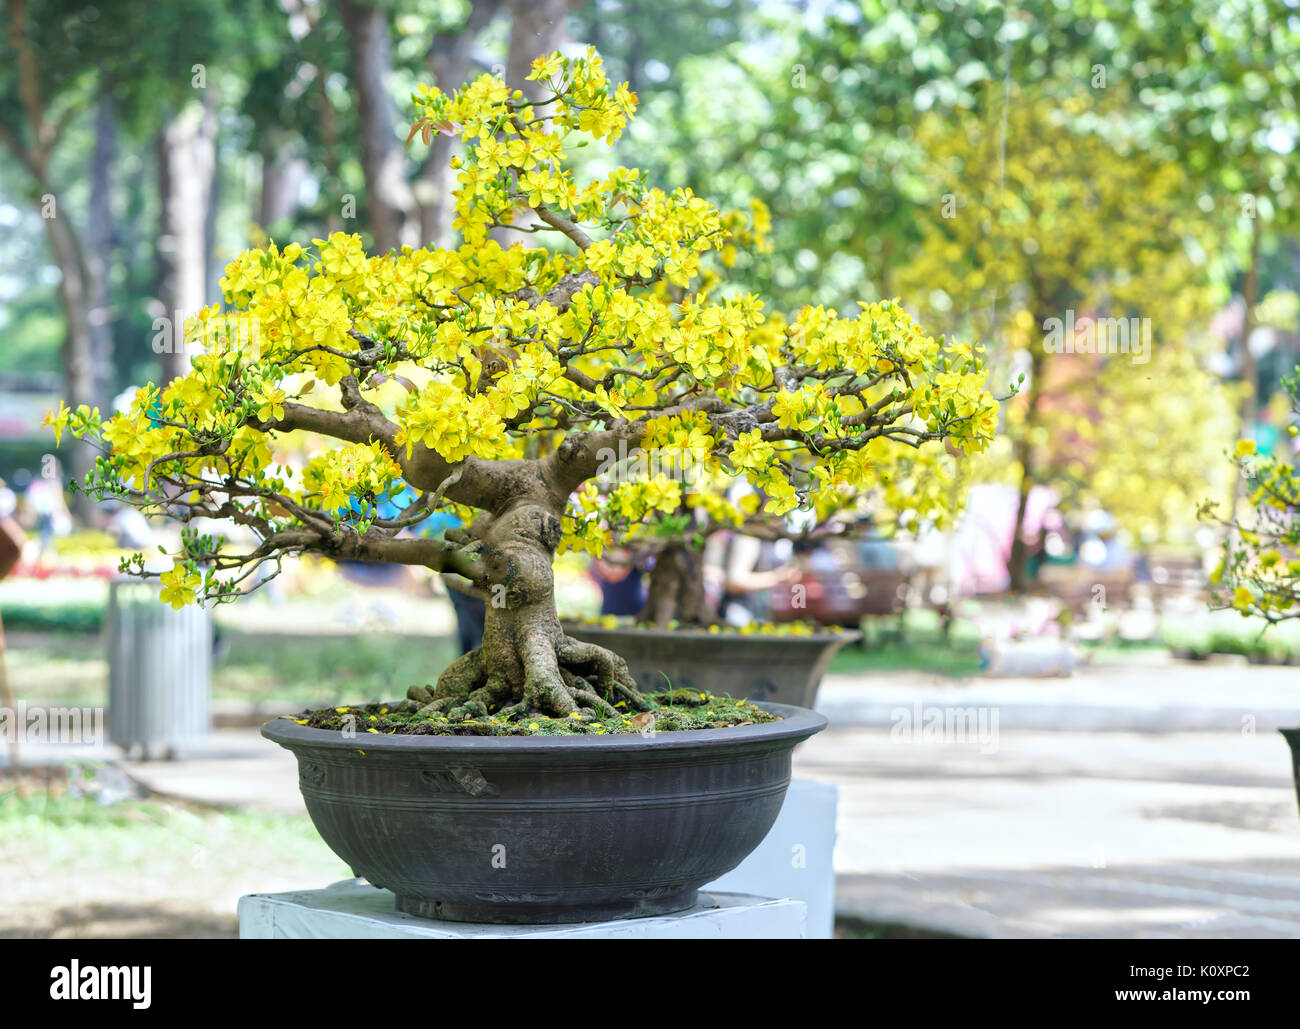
297 688 780 736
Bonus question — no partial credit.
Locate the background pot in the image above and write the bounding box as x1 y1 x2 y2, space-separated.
1280 728 1300 817
562 622 860 709
263 702 826 925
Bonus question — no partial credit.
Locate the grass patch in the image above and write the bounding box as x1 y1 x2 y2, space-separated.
0 767 347 939
214 630 458 708
0 599 104 634
4 629 459 710
1162 611 1300 663
826 607 1175 678
828 609 983 678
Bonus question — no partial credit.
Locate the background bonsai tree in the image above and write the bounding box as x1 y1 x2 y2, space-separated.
49 49 999 720
569 436 967 628
1207 368 1300 622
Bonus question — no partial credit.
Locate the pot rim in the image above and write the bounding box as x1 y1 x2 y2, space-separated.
559 621 862 645
262 700 826 755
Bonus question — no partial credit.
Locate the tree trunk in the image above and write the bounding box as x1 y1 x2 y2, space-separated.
87 97 117 414
258 136 308 231
506 0 569 102
339 0 417 253
2 0 97 509
156 99 217 383
640 543 716 626
491 0 570 248
420 498 649 718
1224 217 1262 527
43 198 97 513
1007 348 1045 593
1239 216 1261 432
1007 438 1034 593
419 0 501 248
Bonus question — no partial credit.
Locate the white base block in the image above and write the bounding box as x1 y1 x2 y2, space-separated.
706 779 838 939
239 882 806 939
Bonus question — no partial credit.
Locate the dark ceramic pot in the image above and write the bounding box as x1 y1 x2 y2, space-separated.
1281 728 1300 817
263 702 826 924
562 622 860 709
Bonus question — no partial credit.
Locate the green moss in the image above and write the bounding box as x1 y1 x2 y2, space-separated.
292 688 779 737
569 615 844 637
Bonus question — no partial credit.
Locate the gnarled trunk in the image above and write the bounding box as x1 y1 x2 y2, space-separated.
418 500 649 719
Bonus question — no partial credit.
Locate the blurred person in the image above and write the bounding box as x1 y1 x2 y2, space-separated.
97 499 153 550
416 504 485 656
706 482 800 624
444 581 486 655
589 549 646 617
23 463 71 556
710 531 799 624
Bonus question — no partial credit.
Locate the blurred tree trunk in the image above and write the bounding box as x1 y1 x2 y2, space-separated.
492 0 570 248
259 131 308 230
0 0 96 512
1225 216 1262 525
1239 216 1262 431
204 129 222 306
419 0 501 248
506 0 569 102
1007 348 1045 594
155 97 217 383
339 0 417 253
46 200 97 514
316 75 344 235
87 97 117 413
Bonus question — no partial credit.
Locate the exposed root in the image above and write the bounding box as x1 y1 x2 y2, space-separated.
415 499 653 722
556 636 651 711
419 632 652 722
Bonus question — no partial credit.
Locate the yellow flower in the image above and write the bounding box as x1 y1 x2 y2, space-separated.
158 566 201 610
528 52 564 82
44 401 72 446
1235 439 1257 458
254 386 286 422
730 429 774 471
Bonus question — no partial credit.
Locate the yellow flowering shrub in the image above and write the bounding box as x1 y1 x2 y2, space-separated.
1206 372 1300 622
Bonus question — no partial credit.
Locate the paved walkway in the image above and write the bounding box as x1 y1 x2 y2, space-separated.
817 653 1300 732
800 727 1300 938
809 657 1300 937
9 658 1300 938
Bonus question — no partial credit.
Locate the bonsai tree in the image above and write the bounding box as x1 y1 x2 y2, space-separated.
49 49 999 721
1207 368 1300 622
570 438 967 627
